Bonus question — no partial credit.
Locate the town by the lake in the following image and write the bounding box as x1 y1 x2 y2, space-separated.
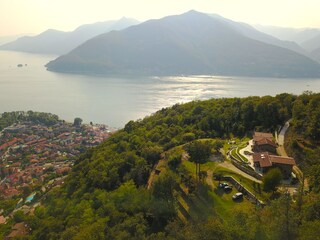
0 119 115 223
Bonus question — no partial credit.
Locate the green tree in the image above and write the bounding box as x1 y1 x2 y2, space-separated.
308 165 320 193
262 195 298 240
13 210 26 223
152 171 177 201
73 117 83 127
212 140 224 152
185 140 211 182
298 220 320 240
141 145 163 165
262 168 282 192
151 172 178 231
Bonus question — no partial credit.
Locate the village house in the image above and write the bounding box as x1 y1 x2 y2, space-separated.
3 124 26 133
253 152 296 178
252 131 277 153
5 222 30 239
0 215 7 224
56 166 71 175
0 121 111 200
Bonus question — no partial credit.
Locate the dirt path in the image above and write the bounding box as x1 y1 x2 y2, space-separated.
206 170 215 188
147 160 165 190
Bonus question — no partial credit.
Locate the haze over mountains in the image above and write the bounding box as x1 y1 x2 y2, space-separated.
0 18 139 55
256 25 320 61
46 11 320 77
2 10 320 77
209 14 307 56
255 26 320 45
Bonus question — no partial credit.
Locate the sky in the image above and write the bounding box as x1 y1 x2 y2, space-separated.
1 0 320 37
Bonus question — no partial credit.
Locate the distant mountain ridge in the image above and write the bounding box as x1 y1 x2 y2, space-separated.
301 34 320 52
0 33 34 46
311 47 320 62
255 25 320 54
255 25 320 44
210 15 308 56
46 10 320 78
0 18 139 55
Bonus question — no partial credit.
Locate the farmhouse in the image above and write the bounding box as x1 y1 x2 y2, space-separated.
252 132 277 153
253 152 295 179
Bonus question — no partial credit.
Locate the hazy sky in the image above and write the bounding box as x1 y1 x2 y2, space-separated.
1 0 320 37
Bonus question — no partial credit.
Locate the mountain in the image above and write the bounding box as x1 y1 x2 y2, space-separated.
0 18 139 55
209 14 307 56
254 25 320 45
301 33 320 52
0 33 34 46
46 11 320 78
312 47 320 62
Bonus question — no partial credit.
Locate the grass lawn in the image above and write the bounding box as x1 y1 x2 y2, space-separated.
213 165 268 201
236 145 249 162
230 148 242 161
182 159 217 178
162 140 261 222
179 160 254 220
176 180 252 221
206 184 252 219
228 139 250 163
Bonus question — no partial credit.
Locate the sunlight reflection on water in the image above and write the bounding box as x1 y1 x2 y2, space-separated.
1 51 320 127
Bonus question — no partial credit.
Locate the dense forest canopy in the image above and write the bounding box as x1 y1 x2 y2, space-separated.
2 92 320 239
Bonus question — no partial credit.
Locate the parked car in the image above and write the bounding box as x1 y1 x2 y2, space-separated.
232 192 243 200
224 185 232 191
219 182 228 188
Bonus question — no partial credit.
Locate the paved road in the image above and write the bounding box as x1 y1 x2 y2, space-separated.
277 120 308 189
239 140 254 167
218 161 261 183
278 120 290 146
277 120 290 157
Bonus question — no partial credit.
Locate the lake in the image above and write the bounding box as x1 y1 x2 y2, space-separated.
1 50 320 128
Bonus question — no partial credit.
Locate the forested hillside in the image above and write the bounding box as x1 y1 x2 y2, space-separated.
0 111 60 130
3 93 320 239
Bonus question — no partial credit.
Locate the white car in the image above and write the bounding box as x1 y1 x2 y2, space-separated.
232 192 243 200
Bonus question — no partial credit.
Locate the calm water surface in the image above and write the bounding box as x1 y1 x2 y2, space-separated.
1 51 319 128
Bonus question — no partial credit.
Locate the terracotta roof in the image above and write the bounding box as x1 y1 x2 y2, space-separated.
255 138 277 147
254 132 273 138
253 152 272 167
7 222 29 238
0 215 6 224
253 132 273 142
253 152 296 168
270 155 296 165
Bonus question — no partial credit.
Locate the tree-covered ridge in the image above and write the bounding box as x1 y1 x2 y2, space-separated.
291 92 320 140
0 111 60 130
6 93 320 239
285 92 320 167
66 94 294 194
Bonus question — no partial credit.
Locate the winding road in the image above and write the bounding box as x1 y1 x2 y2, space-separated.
276 120 307 188
276 120 290 157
